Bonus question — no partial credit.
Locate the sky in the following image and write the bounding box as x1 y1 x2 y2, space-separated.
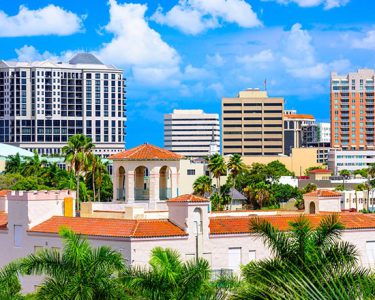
1 0 375 148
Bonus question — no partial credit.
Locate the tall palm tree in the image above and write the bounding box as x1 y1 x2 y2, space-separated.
62 134 95 210
5 153 22 174
227 154 246 188
193 175 212 197
122 247 211 300
20 228 126 299
254 182 270 209
234 214 370 299
339 169 351 190
208 153 227 195
95 156 109 202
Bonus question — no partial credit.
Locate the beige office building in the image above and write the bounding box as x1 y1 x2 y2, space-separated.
222 89 284 156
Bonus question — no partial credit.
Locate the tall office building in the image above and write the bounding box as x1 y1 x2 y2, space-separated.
222 89 284 156
331 69 375 150
164 109 220 157
0 53 126 157
283 110 316 155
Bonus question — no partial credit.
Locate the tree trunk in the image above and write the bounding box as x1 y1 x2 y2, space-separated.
92 171 96 202
76 176 80 214
98 186 101 202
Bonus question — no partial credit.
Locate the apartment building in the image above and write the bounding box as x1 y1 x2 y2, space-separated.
331 69 375 150
327 149 375 174
0 53 126 157
164 109 220 157
222 89 284 156
302 123 331 164
283 110 316 155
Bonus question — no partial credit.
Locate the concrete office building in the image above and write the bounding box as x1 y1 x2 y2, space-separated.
302 122 331 164
164 109 220 157
0 53 126 157
328 149 375 174
283 110 315 155
331 69 375 150
222 89 284 156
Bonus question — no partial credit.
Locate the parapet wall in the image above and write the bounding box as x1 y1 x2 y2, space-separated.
7 190 75 201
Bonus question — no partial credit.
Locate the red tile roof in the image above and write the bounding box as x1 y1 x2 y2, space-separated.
168 194 209 203
109 143 183 160
0 213 7 228
0 190 9 197
284 114 315 120
304 190 342 197
29 216 187 238
209 213 375 235
308 169 332 174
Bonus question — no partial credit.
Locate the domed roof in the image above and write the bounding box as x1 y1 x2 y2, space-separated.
0 143 34 158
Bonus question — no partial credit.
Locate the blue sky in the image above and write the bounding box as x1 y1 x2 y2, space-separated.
1 0 375 148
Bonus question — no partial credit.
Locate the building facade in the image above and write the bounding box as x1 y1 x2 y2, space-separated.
283 110 316 155
331 69 375 150
0 53 126 157
164 109 220 157
222 89 284 156
327 149 375 174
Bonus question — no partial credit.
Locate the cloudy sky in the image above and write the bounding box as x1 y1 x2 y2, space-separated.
1 0 375 147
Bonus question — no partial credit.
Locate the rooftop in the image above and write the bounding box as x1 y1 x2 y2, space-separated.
0 143 34 158
29 216 187 238
0 213 7 228
109 143 184 161
168 194 209 203
284 114 315 120
308 169 332 173
68 53 104 65
304 190 342 197
0 190 9 197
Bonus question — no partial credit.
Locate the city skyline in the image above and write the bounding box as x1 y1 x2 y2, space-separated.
1 0 375 148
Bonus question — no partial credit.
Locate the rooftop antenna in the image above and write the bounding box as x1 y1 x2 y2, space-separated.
264 78 267 91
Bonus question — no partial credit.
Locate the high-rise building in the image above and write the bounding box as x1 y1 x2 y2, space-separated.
0 53 126 157
283 110 315 155
331 69 375 150
222 89 284 156
164 109 220 157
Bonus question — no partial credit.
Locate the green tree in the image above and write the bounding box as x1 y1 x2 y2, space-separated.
20 228 126 300
303 182 317 193
227 154 247 188
234 215 373 299
12 176 50 191
94 156 109 202
22 151 47 177
304 166 325 176
0 173 24 190
193 175 212 197
208 153 227 194
5 153 23 174
62 134 95 210
0 262 24 299
267 160 293 181
122 247 211 300
269 184 302 205
254 182 270 209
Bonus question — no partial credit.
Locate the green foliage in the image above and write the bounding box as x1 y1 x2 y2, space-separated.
210 192 224 211
234 215 375 299
12 176 51 191
193 175 212 197
20 228 126 299
302 183 317 193
208 153 227 194
339 169 351 178
269 184 302 204
0 173 24 190
266 160 294 179
353 168 368 178
122 247 212 300
0 262 24 299
335 184 345 191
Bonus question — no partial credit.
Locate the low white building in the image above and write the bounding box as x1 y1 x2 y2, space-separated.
328 149 375 174
1 190 375 294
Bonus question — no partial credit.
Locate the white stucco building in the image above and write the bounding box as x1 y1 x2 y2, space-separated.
327 149 375 174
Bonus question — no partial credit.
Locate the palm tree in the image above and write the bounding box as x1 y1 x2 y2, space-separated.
62 134 95 210
20 228 126 299
122 247 211 299
0 262 23 299
254 182 270 209
193 175 212 197
94 156 109 202
227 154 246 188
208 153 227 195
22 151 47 177
339 169 351 190
5 153 22 174
234 214 371 299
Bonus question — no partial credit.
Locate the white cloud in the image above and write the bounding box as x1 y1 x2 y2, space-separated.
15 45 78 62
206 53 225 67
0 4 83 37
269 0 349 9
151 0 261 35
236 49 274 65
352 29 375 50
184 64 211 80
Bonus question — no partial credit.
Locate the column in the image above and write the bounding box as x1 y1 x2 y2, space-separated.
171 170 179 198
149 168 160 206
112 166 118 202
125 170 135 203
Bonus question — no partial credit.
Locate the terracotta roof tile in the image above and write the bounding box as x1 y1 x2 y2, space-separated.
284 114 315 120
168 194 209 203
209 213 375 235
304 190 342 197
0 190 9 197
0 213 7 228
28 216 187 238
109 143 183 160
308 169 332 174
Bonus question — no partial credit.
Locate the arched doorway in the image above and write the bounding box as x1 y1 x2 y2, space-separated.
309 202 316 214
134 166 150 201
118 166 125 200
159 166 172 200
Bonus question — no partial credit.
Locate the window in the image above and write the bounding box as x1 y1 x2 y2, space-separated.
228 247 241 271
366 241 375 264
14 225 23 247
187 169 196 175
249 250 256 261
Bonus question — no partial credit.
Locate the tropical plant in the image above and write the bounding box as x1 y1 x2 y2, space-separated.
0 262 24 299
227 154 246 188
62 134 95 210
22 151 47 177
254 182 270 209
20 228 126 300
5 153 23 174
122 247 211 300
208 153 227 194
94 156 109 202
234 214 374 299
193 175 212 197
